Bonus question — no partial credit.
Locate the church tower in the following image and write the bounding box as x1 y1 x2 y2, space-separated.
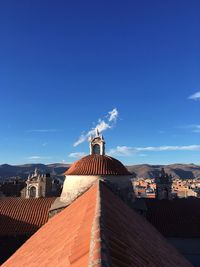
50 132 133 217
156 168 172 200
89 128 105 155
22 169 52 198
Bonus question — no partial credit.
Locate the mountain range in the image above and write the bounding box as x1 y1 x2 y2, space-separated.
0 163 70 180
127 163 200 179
1 163 200 180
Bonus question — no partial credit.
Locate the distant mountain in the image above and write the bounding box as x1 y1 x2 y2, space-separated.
1 163 200 180
0 163 71 180
127 163 200 179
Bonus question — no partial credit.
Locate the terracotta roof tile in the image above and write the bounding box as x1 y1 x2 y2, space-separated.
2 185 99 267
145 197 200 237
2 182 192 267
0 197 55 236
98 182 192 267
65 154 131 176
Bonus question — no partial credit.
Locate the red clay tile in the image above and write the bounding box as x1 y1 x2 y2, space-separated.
145 198 200 237
65 154 131 176
0 197 55 236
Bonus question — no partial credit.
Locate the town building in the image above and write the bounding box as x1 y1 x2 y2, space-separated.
172 178 200 198
0 178 25 197
133 178 156 198
20 168 62 198
20 169 52 198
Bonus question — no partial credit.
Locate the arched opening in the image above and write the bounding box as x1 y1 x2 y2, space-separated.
93 144 100 155
30 186 36 198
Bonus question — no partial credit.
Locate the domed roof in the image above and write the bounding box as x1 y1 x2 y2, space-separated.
65 154 131 176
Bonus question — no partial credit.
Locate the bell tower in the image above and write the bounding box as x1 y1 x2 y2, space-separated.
156 168 172 200
89 128 105 155
23 169 52 198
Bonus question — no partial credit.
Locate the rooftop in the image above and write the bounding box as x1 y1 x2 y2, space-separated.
65 154 131 176
2 181 191 267
145 197 200 238
0 197 55 236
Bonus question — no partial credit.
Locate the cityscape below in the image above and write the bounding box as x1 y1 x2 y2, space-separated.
1 163 200 199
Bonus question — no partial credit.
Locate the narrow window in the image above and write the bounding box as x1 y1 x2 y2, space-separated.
30 186 36 198
93 144 100 155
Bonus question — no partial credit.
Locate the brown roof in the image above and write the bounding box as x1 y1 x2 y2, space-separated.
2 182 191 267
0 197 55 236
145 197 200 238
65 154 131 176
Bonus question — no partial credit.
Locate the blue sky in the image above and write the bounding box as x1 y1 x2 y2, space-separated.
0 0 200 165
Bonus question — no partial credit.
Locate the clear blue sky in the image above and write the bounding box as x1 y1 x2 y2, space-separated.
0 0 200 165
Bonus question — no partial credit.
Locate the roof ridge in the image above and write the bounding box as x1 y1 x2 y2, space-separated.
87 181 101 266
88 181 112 267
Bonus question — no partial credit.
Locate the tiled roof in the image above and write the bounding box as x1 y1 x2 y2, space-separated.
0 197 55 236
145 197 200 238
99 184 192 267
2 184 98 267
65 154 131 176
2 181 191 267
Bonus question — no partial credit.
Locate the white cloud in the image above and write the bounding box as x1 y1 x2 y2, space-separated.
73 134 86 147
136 145 200 151
188 91 200 100
27 156 42 159
73 108 119 147
108 145 200 156
108 108 118 122
108 146 134 156
68 152 86 158
26 156 52 160
95 120 111 132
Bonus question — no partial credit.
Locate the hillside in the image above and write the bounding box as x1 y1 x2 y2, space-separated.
127 163 200 179
1 163 200 180
0 163 71 180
